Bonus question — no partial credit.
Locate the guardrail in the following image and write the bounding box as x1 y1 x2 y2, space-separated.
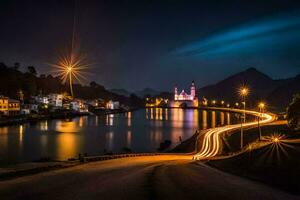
82 152 192 162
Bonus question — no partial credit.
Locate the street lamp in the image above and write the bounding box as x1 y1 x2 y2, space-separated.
239 87 249 149
258 102 265 141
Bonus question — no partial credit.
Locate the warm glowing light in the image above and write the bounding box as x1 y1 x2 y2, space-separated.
212 100 216 105
51 52 90 97
273 137 280 143
259 102 265 109
239 87 249 97
193 109 275 160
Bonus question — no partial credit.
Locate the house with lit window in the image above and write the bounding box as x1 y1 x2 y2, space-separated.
0 96 20 116
0 96 9 115
106 100 120 110
48 93 63 108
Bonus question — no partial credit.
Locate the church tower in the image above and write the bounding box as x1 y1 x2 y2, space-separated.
174 85 178 100
190 81 196 99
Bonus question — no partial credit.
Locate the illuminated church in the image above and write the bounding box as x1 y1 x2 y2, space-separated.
171 81 199 107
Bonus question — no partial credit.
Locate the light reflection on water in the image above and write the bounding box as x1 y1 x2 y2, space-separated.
0 109 245 165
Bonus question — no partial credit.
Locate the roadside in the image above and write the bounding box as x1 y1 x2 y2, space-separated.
207 122 300 195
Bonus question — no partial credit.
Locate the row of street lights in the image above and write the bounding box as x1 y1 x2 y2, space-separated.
239 87 266 149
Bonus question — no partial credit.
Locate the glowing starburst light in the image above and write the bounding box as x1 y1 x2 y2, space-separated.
51 52 90 97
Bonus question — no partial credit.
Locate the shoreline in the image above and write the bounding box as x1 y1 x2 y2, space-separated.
0 108 273 181
0 108 140 127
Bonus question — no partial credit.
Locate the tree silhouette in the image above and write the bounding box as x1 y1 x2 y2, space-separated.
27 66 37 76
287 93 300 130
13 62 20 70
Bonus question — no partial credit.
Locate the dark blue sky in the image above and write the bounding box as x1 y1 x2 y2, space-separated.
0 0 300 91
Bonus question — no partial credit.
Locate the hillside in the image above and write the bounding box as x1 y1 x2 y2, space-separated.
0 63 142 106
197 67 299 111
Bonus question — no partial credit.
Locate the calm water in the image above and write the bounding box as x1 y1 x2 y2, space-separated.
0 108 245 165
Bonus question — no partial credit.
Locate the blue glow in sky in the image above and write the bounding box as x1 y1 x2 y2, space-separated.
172 11 300 58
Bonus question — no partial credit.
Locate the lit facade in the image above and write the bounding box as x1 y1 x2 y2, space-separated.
106 100 120 110
171 81 199 108
174 81 196 101
0 96 20 115
8 99 21 115
48 93 63 107
0 96 9 115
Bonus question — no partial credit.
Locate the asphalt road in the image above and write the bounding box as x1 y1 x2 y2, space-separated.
0 155 298 200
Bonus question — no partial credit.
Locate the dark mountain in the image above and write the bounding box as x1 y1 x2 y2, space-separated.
267 74 300 110
197 67 299 111
0 63 142 106
109 88 131 97
135 88 161 98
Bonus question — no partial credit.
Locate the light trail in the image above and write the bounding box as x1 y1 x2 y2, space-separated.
193 109 275 160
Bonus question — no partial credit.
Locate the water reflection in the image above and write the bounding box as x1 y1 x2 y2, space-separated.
165 108 168 120
193 110 199 127
127 112 131 127
106 114 114 126
126 130 132 147
226 112 231 125
211 111 216 128
79 116 84 127
145 108 149 119
40 121 48 131
55 120 78 133
202 110 207 129
106 131 114 151
220 112 225 126
56 133 78 159
150 108 154 119
0 109 244 164
19 125 23 150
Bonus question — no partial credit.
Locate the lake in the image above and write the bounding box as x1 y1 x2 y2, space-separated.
0 108 245 165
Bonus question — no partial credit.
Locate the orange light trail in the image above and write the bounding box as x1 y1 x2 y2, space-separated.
193 108 275 160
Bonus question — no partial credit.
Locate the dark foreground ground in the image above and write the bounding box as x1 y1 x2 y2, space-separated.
210 122 300 195
0 155 298 200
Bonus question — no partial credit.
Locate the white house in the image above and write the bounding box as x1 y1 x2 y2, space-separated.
70 99 88 112
48 94 63 107
106 100 120 110
34 95 49 104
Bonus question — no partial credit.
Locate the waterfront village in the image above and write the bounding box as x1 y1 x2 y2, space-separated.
0 80 246 125
0 91 122 125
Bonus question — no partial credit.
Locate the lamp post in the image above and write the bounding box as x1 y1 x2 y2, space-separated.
239 87 249 149
67 66 74 98
258 102 265 141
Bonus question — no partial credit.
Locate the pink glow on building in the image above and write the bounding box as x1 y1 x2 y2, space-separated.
174 81 196 101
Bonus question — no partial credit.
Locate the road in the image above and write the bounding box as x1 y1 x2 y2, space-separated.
0 155 298 200
1 108 295 200
193 109 275 159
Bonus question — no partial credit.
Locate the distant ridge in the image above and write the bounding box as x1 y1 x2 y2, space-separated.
197 67 299 111
135 88 161 98
110 88 131 97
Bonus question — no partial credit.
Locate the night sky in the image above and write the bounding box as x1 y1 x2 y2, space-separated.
0 0 300 91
